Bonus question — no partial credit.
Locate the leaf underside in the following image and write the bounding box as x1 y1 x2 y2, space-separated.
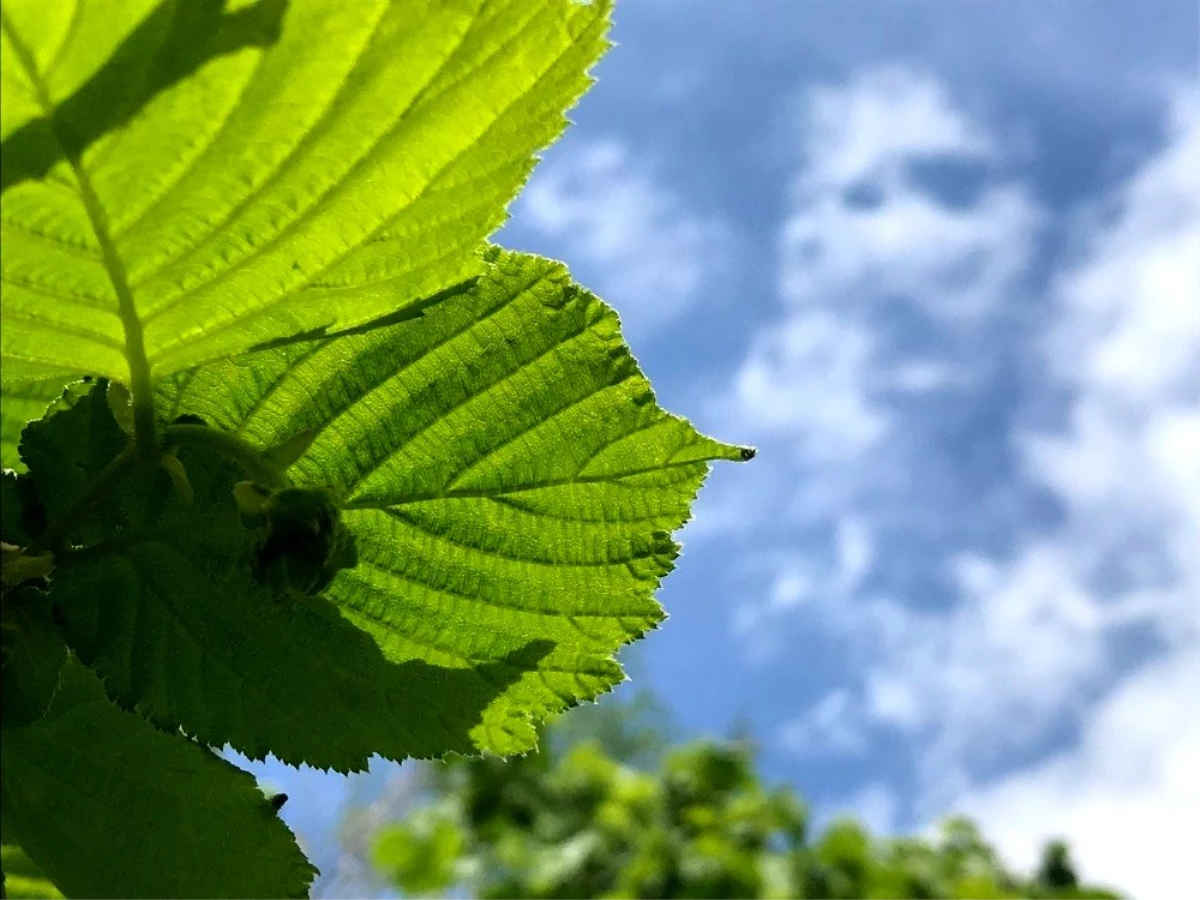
1 844 64 900
0 2 756 898
0 376 67 471
0 0 611 384
29 250 747 773
1 656 316 899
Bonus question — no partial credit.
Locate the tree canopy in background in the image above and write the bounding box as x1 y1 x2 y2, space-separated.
373 695 1122 900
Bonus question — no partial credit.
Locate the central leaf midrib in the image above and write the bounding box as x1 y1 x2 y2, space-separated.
0 9 154 448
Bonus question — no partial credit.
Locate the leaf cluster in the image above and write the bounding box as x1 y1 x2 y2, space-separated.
0 1 748 896
373 706 1123 900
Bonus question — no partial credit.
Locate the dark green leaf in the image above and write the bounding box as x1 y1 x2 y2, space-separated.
1 658 316 899
0 588 65 729
29 385 554 770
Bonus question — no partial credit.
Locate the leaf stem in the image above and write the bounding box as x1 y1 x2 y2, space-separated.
22 427 287 558
24 445 139 555
0 9 157 461
73 173 158 460
163 424 288 488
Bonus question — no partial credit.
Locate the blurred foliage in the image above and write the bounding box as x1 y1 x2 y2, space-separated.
372 694 1121 900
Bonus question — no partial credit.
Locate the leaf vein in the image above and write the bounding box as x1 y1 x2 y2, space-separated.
443 373 635 493
291 266 545 455
349 554 643 638
346 316 595 495
232 340 327 438
1 306 123 350
109 24 275 239
0 216 104 261
129 0 408 296
1 272 113 310
377 505 656 571
143 6 576 364
41 0 85 83
347 459 709 508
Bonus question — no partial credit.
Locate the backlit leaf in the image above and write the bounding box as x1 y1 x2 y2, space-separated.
1 0 611 383
1 656 316 898
35 250 747 771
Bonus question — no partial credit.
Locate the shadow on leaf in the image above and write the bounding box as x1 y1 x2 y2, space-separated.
246 275 481 353
1 0 288 194
52 521 556 770
23 383 555 771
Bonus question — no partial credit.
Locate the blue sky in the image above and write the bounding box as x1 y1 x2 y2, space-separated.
246 3 1200 897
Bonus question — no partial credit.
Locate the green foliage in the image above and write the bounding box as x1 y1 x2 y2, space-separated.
1 844 64 900
0 379 63 471
372 704 1122 900
0 2 747 896
1 0 612 383
2 656 316 898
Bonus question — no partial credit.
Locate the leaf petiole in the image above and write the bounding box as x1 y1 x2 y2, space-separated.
21 424 291 559
162 424 290 489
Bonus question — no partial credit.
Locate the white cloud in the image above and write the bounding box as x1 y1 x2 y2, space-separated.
779 185 1037 320
515 139 727 339
1046 92 1200 408
731 311 887 453
868 548 1114 776
954 651 1200 900
717 62 1038 572
938 90 1200 900
719 66 1038 492
702 67 1040 581
779 688 868 758
1019 90 1200 651
782 66 1040 320
812 87 1194 775
802 68 994 189
718 66 1198 898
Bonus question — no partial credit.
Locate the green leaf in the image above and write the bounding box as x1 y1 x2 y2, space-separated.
1 844 64 900
1 468 42 544
36 250 746 771
0 377 68 471
373 812 464 896
0 585 65 730
1 657 317 898
1 469 59 729
17 379 128 547
1 0 611 385
33 383 555 771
